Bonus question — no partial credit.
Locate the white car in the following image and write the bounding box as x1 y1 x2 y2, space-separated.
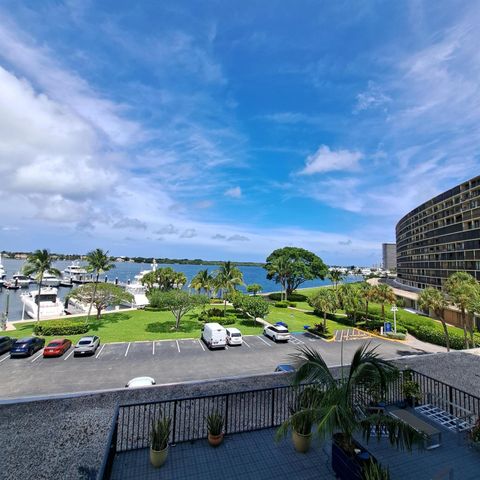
126 376 156 388
263 325 290 343
226 327 243 346
73 336 100 356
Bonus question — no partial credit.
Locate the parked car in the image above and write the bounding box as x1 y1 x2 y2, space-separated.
263 324 290 343
201 323 227 349
126 376 156 388
73 336 100 356
10 337 45 357
43 338 72 357
226 327 243 346
275 364 296 373
0 336 16 355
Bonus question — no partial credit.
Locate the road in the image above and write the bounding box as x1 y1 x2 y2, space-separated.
0 332 427 400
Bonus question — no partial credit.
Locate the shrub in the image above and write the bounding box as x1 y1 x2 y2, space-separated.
209 315 236 326
210 298 224 304
269 293 307 302
308 323 333 339
275 301 289 308
384 332 406 340
287 302 297 308
33 320 89 336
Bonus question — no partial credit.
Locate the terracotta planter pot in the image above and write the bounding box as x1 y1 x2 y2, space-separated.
150 445 168 468
292 430 312 453
208 432 224 447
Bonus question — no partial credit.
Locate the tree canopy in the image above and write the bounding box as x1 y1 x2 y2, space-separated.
264 247 328 298
141 267 187 292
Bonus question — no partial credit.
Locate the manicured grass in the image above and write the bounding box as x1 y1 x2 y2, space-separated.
10 308 263 344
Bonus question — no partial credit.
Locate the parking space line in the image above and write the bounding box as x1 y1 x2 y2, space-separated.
0 355 10 363
31 350 44 363
176 340 180 353
256 335 272 347
64 350 74 361
95 344 106 359
242 338 251 348
125 342 131 357
198 339 205 351
225 345 229 350
152 342 155 355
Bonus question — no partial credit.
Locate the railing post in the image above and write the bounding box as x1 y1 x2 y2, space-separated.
224 394 229 435
448 386 453 415
172 400 177 444
271 388 275 427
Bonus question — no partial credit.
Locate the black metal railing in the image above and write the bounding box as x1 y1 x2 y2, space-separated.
97 370 480 479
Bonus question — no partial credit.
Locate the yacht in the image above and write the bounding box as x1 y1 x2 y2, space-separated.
124 282 149 308
63 261 91 284
0 254 5 285
12 273 32 288
20 287 65 320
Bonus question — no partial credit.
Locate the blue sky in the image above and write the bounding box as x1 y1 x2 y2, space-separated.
0 1 479 264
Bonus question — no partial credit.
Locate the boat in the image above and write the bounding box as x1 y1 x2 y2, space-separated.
12 273 32 288
3 281 20 290
20 287 65 320
63 261 92 284
40 272 61 287
134 259 157 283
124 282 149 308
0 254 5 286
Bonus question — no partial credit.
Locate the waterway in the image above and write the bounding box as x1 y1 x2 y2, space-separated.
0 258 362 321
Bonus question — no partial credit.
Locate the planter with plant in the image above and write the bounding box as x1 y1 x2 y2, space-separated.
207 411 224 447
286 343 424 480
150 417 171 468
362 459 390 480
402 373 422 407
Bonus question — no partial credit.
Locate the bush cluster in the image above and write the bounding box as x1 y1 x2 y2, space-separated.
275 301 289 308
268 293 307 302
33 320 89 336
308 323 333 339
384 332 406 340
208 315 236 326
210 298 224 304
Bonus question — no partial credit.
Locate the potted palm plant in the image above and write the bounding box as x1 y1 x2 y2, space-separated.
289 343 424 480
276 386 323 453
206 411 224 446
402 376 422 408
150 416 171 468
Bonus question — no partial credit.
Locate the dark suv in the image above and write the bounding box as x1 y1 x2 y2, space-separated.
0 336 16 355
10 337 45 357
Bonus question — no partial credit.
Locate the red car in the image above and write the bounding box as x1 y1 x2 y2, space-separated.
43 338 72 357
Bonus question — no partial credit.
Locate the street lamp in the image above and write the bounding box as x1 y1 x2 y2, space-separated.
391 305 398 334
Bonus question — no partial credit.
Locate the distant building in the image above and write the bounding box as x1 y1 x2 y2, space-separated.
382 243 396 271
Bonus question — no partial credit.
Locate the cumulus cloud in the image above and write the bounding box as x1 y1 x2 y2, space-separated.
212 233 227 239
300 145 363 175
338 239 352 246
227 234 250 242
113 217 148 230
155 224 179 235
224 186 242 198
180 228 197 238
353 81 391 113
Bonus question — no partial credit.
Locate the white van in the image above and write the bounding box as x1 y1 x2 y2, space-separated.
226 327 243 346
202 322 227 349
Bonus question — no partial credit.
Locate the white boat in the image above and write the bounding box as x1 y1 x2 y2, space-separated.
21 287 65 320
0 254 5 285
67 297 99 315
41 272 61 287
124 282 149 308
12 273 31 287
63 261 91 283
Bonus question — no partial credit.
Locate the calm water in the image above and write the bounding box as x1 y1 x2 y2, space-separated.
0 258 361 321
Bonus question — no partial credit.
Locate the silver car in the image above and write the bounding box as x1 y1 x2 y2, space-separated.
74 336 100 356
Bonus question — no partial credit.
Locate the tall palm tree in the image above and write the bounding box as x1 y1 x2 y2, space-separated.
85 248 115 318
340 286 363 325
282 343 423 453
190 269 213 296
307 288 338 331
214 261 244 312
327 268 344 290
418 287 450 351
375 284 396 322
23 249 61 323
444 272 478 349
359 283 375 320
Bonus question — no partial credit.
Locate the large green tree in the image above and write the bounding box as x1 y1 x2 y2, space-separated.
231 293 270 320
444 272 477 349
418 287 450 351
141 267 187 293
23 249 61 322
85 248 115 319
246 283 263 296
69 283 133 320
264 247 328 300
308 288 338 331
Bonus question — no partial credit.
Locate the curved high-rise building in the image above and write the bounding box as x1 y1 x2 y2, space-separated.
396 175 480 289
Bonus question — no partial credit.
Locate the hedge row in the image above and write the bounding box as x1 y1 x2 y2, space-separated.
268 293 307 302
207 315 236 326
33 320 89 336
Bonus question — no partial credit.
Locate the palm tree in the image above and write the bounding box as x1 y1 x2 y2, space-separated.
282 343 423 455
85 248 115 319
375 284 396 322
269 256 291 301
308 288 338 331
23 249 61 323
418 287 450 351
340 286 363 326
214 261 245 312
358 283 375 321
327 268 344 290
444 272 478 349
190 269 213 297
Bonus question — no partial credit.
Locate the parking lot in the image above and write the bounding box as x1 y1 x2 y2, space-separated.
0 333 426 400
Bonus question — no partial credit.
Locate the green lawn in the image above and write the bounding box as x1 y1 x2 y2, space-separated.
10 308 263 345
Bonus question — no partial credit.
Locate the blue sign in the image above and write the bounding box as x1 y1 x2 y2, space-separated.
384 322 392 333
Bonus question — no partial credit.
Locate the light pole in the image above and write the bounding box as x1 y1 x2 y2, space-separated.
391 305 398 334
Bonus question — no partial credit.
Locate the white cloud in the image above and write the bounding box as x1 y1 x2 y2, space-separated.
224 186 242 198
155 224 179 235
227 234 250 242
113 217 148 230
180 228 197 238
300 145 363 175
353 81 391 113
